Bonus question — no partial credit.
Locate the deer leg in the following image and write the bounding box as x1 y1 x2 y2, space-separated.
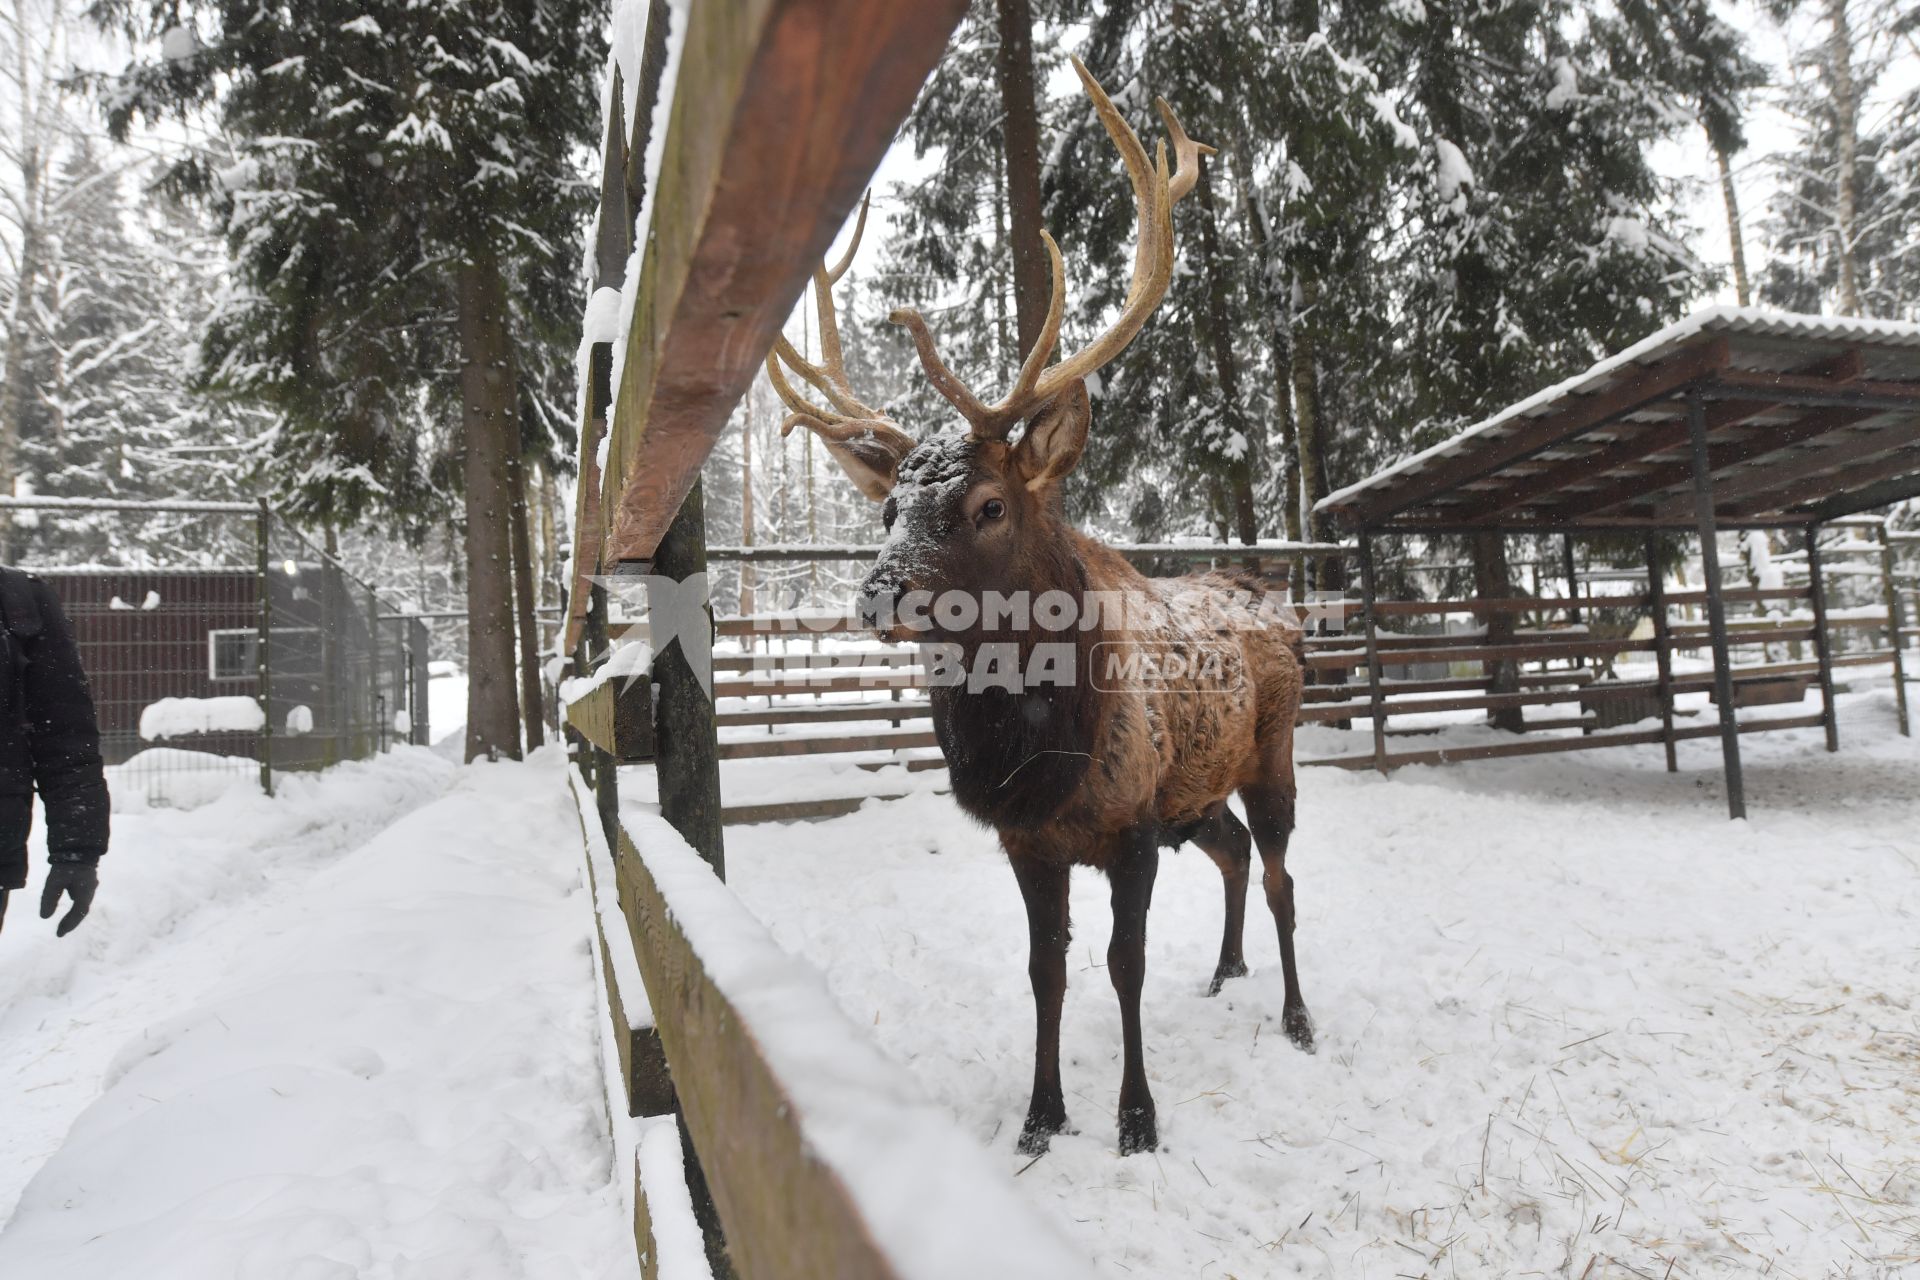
1189 805 1252 995
1009 854 1071 1155
1107 827 1160 1154
1242 783 1314 1052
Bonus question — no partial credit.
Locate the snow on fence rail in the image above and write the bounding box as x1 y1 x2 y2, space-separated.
564 763 1094 1279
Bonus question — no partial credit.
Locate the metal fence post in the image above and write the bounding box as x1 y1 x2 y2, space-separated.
1357 529 1388 773
1877 523 1911 737
1805 524 1840 752
1685 388 1744 819
1644 535 1678 772
256 498 274 797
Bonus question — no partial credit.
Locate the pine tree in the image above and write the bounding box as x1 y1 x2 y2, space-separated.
89 0 606 758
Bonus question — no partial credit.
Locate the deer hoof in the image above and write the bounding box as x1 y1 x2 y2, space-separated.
1207 960 1249 996
1116 1104 1158 1155
1017 1106 1068 1156
1283 1003 1316 1053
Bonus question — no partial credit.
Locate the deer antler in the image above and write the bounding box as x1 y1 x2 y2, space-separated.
765 191 918 500
889 58 1213 442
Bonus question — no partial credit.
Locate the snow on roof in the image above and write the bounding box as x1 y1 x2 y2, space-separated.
1315 306 1920 517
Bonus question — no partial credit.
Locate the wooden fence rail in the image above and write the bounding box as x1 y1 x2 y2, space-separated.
631 559 1912 808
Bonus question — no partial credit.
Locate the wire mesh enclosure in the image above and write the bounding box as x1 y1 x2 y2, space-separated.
6 498 431 805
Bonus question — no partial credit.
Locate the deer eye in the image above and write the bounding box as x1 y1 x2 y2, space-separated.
981 498 1006 521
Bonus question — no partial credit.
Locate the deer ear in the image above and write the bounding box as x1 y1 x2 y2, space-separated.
1012 379 1091 492
783 416 915 501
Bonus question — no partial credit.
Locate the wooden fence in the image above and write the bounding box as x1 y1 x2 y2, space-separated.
578 530 1915 825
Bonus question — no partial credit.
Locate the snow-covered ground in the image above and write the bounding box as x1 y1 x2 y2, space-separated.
2 680 1913 1278
0 747 635 1279
720 686 1920 1278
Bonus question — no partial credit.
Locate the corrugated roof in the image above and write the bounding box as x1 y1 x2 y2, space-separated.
1316 307 1920 517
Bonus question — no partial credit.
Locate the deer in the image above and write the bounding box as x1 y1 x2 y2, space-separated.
766 59 1311 1157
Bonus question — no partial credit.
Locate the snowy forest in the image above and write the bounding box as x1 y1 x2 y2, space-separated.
2 0 1918 733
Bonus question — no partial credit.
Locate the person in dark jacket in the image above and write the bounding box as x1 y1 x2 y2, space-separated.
0 566 109 937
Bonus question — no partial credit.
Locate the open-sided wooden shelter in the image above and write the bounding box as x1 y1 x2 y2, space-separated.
1316 307 1920 818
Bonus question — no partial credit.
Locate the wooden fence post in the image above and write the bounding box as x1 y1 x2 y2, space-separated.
634 476 730 1276
649 478 725 873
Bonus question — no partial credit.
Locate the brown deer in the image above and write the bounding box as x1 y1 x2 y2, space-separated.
767 59 1310 1157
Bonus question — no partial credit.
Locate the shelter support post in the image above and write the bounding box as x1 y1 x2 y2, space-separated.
256 498 273 798
1685 388 1746 819
1644 535 1678 772
1804 524 1840 752
1563 533 1584 670
1357 529 1388 773
1877 524 1911 736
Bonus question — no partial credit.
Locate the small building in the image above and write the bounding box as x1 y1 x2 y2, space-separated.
29 561 428 772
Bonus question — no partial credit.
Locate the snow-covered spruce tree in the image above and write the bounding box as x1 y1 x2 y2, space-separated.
1614 0 1766 306
1 0 83 559
1375 0 1702 723
7 142 269 564
873 3 1047 437
1042 0 1410 560
1760 0 1918 319
89 0 604 760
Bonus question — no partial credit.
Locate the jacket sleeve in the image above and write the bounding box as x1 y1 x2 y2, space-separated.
22 577 110 862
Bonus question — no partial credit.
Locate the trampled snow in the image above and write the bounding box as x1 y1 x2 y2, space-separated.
3 687 1913 1277
0 748 636 1279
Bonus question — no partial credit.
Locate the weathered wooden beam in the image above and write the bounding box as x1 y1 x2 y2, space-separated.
1730 443 1920 521
565 673 658 762
1307 636 1655 672
1344 338 1728 524
1450 398 1777 524
601 0 968 565
716 701 931 727
719 728 939 760
1549 403 1877 522
1655 417 1920 519
1710 368 1920 409
613 813 1094 1280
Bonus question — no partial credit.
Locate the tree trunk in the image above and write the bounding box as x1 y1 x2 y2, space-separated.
992 0 1049 357
1230 140 1301 547
1291 276 1341 591
508 447 546 749
1826 0 1863 314
1712 139 1751 307
457 254 523 761
1473 531 1523 732
1193 158 1258 546
538 463 562 606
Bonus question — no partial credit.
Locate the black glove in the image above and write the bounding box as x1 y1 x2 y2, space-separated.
39 859 99 937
